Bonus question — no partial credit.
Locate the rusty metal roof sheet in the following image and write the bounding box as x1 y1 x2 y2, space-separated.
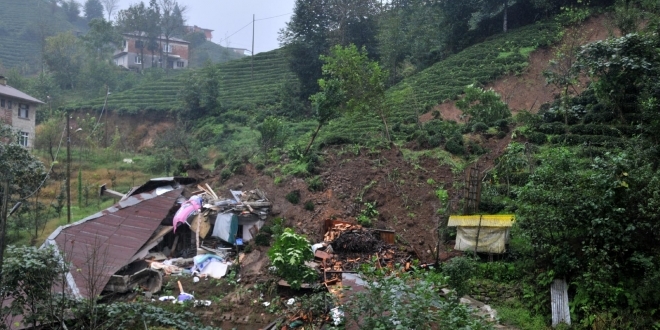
42 188 182 299
0 84 44 104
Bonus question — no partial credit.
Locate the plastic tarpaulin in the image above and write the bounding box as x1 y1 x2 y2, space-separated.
454 227 509 254
212 213 238 244
173 196 202 233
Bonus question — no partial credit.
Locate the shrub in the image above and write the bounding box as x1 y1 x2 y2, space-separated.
286 190 301 204
456 85 511 124
428 134 444 148
306 176 324 192
467 140 486 155
442 257 477 297
220 168 232 181
304 200 315 211
267 228 315 289
445 137 466 155
357 201 378 227
254 232 271 246
528 132 547 144
472 122 488 133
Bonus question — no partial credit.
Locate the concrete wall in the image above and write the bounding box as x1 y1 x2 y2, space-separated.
0 97 37 148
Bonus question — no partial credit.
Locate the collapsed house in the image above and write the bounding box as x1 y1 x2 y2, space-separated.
447 214 515 254
42 177 272 300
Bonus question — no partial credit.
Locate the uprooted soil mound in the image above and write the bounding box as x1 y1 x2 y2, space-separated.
331 229 387 253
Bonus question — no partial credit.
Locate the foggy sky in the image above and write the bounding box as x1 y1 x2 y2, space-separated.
115 0 296 54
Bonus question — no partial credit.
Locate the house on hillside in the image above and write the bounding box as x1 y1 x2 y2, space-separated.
227 47 249 56
0 75 45 148
113 33 189 70
185 25 213 41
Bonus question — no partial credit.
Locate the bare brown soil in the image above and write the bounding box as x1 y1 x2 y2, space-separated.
420 15 618 123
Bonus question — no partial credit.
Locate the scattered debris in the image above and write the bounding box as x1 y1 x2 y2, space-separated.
42 177 274 303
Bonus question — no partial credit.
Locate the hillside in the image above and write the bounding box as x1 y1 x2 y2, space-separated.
189 40 246 68
0 0 86 71
21 5 660 328
70 48 293 113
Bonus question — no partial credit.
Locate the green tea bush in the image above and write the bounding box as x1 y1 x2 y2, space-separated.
304 200 315 211
549 134 623 146
528 132 547 145
445 137 466 155
472 122 488 133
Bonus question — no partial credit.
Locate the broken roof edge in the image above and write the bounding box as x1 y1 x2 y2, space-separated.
41 240 82 299
41 187 184 248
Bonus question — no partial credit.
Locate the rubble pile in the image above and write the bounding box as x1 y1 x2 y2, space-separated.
331 229 386 253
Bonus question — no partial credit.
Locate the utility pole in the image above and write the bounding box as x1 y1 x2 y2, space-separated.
0 180 9 281
251 14 255 79
66 111 71 224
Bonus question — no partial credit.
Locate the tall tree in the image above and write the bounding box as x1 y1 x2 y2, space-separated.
44 32 85 89
377 0 446 82
146 0 162 68
280 0 331 99
81 18 122 60
159 0 186 70
61 0 81 22
84 0 104 20
116 2 151 71
306 44 389 153
100 0 119 20
326 0 381 54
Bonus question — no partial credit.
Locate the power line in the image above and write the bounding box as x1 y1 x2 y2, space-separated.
215 12 292 45
255 12 291 21
215 20 253 45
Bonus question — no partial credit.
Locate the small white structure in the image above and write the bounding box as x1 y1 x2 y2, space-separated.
448 214 514 254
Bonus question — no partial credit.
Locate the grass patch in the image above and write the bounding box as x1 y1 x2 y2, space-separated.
494 302 549 330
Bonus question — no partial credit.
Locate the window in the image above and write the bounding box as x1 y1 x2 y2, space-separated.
7 100 12 109
135 55 142 64
122 39 127 49
18 131 28 147
176 61 184 68
135 40 144 49
18 104 28 119
0 99 4 107
166 44 173 53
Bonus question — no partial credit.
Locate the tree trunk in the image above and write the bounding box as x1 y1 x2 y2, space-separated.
503 0 508 33
380 112 391 142
304 123 323 155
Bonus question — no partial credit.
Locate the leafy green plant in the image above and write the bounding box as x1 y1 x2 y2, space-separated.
306 175 324 192
357 201 379 227
442 256 477 298
267 228 315 290
456 84 511 125
345 261 492 330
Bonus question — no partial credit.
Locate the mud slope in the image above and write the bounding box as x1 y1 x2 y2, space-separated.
422 15 618 123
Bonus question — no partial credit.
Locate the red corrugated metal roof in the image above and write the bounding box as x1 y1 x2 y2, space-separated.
44 188 182 299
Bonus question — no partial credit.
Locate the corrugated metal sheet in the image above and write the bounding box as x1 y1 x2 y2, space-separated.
447 214 514 227
43 188 182 299
551 279 571 327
